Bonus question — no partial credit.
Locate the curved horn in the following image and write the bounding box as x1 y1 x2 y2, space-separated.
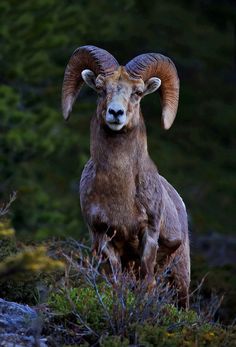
125 53 179 130
62 45 119 120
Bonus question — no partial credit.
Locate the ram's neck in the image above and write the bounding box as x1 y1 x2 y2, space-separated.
90 113 148 172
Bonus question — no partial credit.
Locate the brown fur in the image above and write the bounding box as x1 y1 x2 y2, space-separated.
79 67 190 308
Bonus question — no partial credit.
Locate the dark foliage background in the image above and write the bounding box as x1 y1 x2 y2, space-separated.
0 0 235 320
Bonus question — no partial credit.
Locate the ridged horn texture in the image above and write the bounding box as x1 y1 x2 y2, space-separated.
125 53 179 129
62 45 119 120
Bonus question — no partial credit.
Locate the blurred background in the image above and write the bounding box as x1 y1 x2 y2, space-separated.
0 0 235 320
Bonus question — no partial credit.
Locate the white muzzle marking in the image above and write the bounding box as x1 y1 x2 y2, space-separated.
106 102 127 131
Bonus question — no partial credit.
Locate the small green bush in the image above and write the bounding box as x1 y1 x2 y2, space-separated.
49 285 111 330
135 323 236 347
160 304 198 326
46 247 236 346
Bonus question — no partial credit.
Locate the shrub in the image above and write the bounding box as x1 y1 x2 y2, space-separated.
46 243 236 346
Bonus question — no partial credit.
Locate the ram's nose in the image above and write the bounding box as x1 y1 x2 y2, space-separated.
108 107 124 118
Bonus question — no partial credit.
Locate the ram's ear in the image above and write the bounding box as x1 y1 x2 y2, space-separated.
81 69 97 91
143 77 161 96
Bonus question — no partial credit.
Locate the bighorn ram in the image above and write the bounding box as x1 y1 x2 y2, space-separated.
62 46 190 307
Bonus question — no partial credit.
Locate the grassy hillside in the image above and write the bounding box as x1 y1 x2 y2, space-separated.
0 228 235 346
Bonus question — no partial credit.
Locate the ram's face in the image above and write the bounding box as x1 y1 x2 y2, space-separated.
97 67 144 131
82 67 161 132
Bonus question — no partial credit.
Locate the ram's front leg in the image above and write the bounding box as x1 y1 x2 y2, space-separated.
91 230 121 275
140 228 159 286
103 243 121 275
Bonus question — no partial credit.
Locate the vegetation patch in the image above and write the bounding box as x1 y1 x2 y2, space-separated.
43 244 236 346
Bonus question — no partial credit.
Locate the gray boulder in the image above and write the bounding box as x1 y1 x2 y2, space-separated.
0 298 46 347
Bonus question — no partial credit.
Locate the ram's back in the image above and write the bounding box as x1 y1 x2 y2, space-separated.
159 175 190 281
160 175 188 237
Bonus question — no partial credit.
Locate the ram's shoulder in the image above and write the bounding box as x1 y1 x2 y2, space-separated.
80 159 96 189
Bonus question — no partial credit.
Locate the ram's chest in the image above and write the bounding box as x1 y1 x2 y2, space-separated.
86 183 143 228
80 163 148 236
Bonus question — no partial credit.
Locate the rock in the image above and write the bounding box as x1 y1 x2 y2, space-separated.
0 298 47 347
0 334 47 347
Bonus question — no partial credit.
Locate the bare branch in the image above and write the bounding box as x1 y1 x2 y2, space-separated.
0 191 17 217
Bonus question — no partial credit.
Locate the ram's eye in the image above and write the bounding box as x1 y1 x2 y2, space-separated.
133 90 143 97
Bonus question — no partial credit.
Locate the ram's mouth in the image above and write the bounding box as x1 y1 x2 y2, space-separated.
109 120 121 125
106 121 125 131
